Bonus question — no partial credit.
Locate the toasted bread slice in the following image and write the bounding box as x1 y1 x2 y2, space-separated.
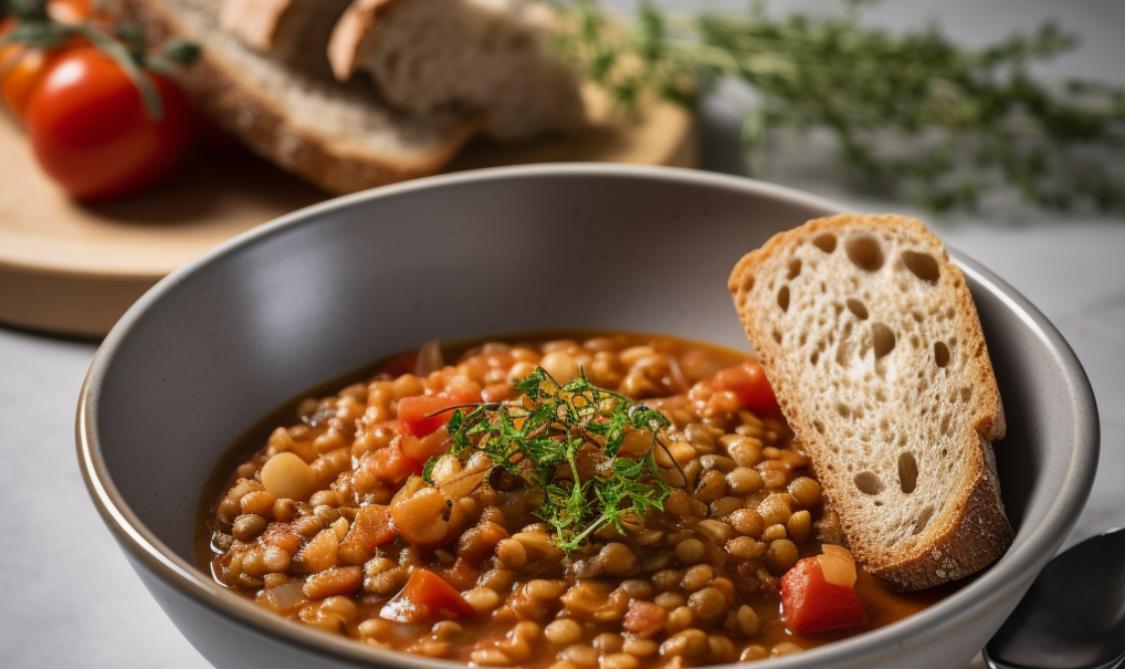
110 0 480 194
728 213 1012 591
328 0 585 142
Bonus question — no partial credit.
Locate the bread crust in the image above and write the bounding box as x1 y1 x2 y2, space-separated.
327 0 395 81
729 214 1012 591
327 0 585 142
110 0 480 194
220 0 291 52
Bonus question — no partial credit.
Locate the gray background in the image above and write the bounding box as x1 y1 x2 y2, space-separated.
2 1 1123 666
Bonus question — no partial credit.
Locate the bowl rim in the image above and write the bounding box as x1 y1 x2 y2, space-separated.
76 163 1099 668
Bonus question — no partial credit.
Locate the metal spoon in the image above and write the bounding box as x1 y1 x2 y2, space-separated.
984 527 1125 669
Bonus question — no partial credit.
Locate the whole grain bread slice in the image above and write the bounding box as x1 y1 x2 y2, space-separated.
109 0 480 194
728 213 1012 591
327 0 585 142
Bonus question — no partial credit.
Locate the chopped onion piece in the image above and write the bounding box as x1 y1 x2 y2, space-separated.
818 544 858 587
264 581 305 611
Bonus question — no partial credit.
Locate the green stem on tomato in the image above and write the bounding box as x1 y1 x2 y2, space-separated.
75 21 163 120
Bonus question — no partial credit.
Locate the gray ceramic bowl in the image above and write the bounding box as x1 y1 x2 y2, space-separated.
78 165 1098 669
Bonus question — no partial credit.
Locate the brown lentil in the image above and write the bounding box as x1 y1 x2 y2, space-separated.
204 333 949 669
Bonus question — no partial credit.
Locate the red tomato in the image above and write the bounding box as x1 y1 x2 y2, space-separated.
780 555 867 634
367 443 424 484
380 570 475 623
713 360 781 416
398 388 482 438
25 47 192 200
0 0 99 120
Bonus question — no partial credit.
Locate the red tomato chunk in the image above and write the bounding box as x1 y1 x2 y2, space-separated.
380 570 475 624
398 388 482 437
781 556 867 634
713 360 781 416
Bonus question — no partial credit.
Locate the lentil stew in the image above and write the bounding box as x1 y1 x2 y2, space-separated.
201 332 955 667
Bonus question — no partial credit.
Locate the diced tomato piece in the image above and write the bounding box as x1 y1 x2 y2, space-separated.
380 569 475 623
398 388 482 437
368 443 424 484
713 360 781 416
780 555 867 634
380 351 419 378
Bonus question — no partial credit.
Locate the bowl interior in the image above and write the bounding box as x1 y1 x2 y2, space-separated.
84 166 1096 664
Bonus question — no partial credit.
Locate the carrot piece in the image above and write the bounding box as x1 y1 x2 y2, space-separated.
367 443 423 484
339 505 396 563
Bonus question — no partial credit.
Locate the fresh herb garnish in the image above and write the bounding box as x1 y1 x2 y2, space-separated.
546 0 1125 214
424 368 677 552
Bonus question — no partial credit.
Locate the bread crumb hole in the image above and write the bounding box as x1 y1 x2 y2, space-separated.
835 403 851 419
872 322 896 360
902 250 940 283
810 351 819 366
912 505 935 535
934 341 950 368
940 414 952 436
778 285 790 312
960 387 972 403
787 260 802 280
812 233 837 253
873 500 884 507
738 273 755 293
854 471 884 495
845 236 884 272
846 298 868 320
898 452 918 494
772 329 783 344
913 311 924 323
813 420 825 434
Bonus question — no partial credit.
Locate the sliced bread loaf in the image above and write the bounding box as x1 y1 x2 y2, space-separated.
728 213 1012 591
109 0 480 194
327 0 585 142
221 0 350 74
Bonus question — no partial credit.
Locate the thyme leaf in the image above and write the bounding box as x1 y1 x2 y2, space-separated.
545 0 1125 214
425 367 675 552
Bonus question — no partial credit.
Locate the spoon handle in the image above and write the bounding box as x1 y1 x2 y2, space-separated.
983 648 1125 669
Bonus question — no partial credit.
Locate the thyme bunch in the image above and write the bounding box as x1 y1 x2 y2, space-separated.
546 0 1125 213
424 368 675 552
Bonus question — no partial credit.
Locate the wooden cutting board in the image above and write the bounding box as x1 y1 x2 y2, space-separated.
0 87 696 338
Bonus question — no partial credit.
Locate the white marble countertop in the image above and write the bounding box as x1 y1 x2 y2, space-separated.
2 1 1123 667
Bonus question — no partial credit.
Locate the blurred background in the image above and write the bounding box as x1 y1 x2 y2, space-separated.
1 0 1122 666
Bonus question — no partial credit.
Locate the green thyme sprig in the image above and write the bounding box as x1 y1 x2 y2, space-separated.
424 368 676 552
546 0 1125 214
